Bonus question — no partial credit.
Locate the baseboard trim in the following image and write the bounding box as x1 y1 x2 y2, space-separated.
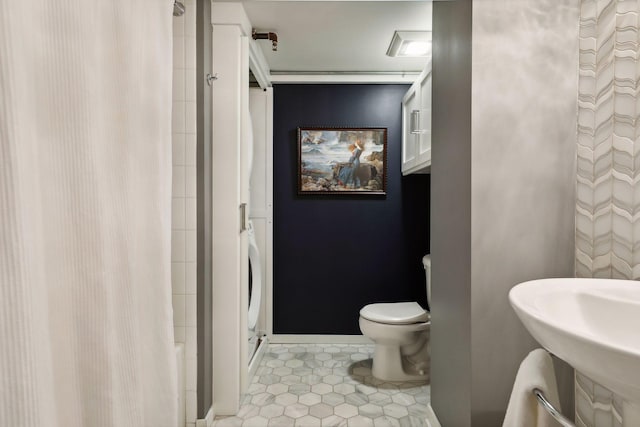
425 404 442 427
248 336 269 383
196 406 214 427
269 334 373 344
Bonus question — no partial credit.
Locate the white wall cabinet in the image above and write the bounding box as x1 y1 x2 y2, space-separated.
401 61 432 175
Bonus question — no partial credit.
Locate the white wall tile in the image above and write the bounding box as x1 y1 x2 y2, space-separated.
173 294 186 327
576 2 640 425
172 198 186 230
186 72 196 102
173 11 197 419
186 197 197 230
172 166 186 198
185 326 197 360
173 15 185 37
186 356 197 391
173 36 185 69
594 384 612 404
186 230 197 263
172 262 186 294
172 101 186 134
185 101 197 134
185 37 196 70
186 391 197 425
186 262 197 295
594 410 613 427
173 68 185 102
174 326 186 343
172 230 186 262
185 165 197 198
184 0 196 37
186 295 197 327
577 388 594 424
185 134 197 166
173 133 186 166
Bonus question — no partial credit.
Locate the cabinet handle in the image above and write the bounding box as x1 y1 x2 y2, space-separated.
410 110 421 134
240 203 247 233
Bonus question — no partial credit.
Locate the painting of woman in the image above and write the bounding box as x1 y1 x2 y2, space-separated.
338 140 364 188
297 127 386 194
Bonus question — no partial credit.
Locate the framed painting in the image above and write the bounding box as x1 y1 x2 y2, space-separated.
297 127 387 195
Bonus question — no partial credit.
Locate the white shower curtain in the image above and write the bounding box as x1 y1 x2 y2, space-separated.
0 1 177 426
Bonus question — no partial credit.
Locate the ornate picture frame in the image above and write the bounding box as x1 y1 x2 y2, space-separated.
297 127 387 195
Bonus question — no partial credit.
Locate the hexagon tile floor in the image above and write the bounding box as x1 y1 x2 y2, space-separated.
213 343 431 427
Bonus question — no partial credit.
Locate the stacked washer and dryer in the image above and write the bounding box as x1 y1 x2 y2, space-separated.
246 100 267 368
247 219 262 360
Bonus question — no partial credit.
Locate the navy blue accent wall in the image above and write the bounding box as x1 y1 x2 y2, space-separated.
273 84 430 335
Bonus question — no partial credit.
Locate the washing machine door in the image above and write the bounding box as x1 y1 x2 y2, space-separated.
247 225 262 331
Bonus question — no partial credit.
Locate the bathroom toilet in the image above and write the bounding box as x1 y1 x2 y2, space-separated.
359 255 431 382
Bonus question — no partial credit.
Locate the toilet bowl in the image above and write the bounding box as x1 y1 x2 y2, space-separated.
358 255 431 382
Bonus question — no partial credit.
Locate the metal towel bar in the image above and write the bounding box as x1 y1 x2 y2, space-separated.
533 388 575 427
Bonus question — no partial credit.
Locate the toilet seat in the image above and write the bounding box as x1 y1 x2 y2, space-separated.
360 302 429 325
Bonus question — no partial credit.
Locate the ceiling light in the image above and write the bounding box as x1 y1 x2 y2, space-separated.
386 31 432 58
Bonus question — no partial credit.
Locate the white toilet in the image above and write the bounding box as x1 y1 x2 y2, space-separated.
359 255 431 382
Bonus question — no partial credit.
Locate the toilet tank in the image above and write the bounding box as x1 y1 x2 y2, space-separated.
422 255 431 310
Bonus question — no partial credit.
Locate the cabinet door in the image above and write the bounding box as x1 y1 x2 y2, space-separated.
417 71 432 165
402 86 420 174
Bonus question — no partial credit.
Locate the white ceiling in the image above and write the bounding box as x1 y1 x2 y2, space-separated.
242 1 432 74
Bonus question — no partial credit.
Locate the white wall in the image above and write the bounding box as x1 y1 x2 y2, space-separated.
470 0 579 424
430 2 473 425
172 1 198 425
431 1 579 425
211 4 251 412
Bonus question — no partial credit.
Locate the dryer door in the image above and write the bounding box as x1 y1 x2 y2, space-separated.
247 231 262 331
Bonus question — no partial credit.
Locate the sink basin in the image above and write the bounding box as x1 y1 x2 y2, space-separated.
509 278 640 405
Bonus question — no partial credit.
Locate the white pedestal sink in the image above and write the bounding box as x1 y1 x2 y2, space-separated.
509 278 640 427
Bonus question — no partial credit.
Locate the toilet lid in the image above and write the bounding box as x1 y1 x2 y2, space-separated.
359 302 429 325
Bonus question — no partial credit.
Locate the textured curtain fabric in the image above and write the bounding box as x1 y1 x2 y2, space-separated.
0 1 176 426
